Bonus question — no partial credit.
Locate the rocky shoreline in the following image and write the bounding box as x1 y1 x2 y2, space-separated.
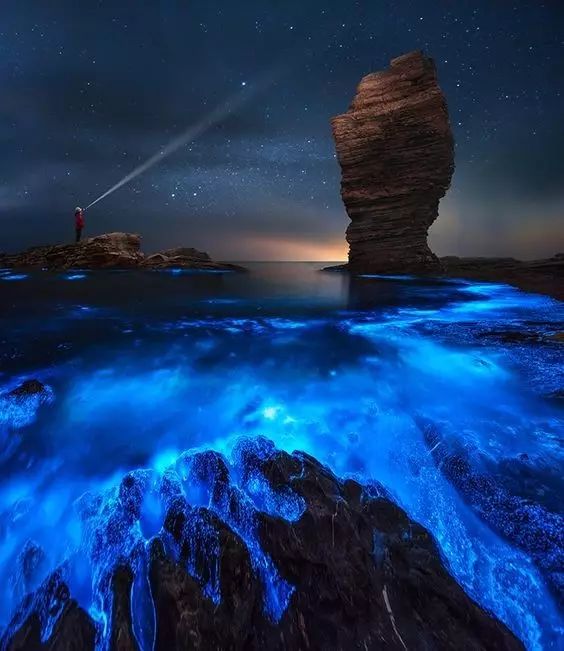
1 432 522 650
441 254 564 301
325 254 564 301
0 233 245 273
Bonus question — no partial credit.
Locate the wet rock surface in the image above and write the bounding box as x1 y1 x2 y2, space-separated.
2 441 522 650
331 50 454 273
3 570 96 651
419 420 564 610
0 233 243 273
8 380 47 399
0 379 53 437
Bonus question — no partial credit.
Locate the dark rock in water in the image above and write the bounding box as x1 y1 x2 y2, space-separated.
332 50 454 273
0 233 144 270
419 419 564 609
325 252 564 302
255 451 520 650
2 570 96 651
0 233 245 273
143 246 245 272
8 380 47 399
151 506 261 649
1 380 52 433
110 565 140 651
2 444 522 650
441 254 564 301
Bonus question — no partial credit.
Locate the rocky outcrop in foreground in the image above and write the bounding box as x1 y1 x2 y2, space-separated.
0 233 243 272
332 51 454 272
2 439 521 650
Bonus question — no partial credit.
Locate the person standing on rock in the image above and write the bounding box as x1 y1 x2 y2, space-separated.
74 207 84 243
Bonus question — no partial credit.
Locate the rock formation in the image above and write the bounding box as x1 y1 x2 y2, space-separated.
329 51 563 299
2 440 522 650
7 380 47 399
441 253 564 300
142 246 244 272
419 418 564 609
0 233 143 270
0 233 244 272
332 50 454 272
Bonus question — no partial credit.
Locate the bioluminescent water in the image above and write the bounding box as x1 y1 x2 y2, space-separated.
0 263 562 649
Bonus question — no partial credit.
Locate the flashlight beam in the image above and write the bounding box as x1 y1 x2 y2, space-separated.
84 75 275 211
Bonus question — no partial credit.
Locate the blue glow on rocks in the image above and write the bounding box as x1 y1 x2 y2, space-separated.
0 269 562 649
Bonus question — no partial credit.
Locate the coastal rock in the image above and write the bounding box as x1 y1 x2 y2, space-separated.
2 441 522 650
2 570 96 651
8 380 47 399
0 233 143 270
1 379 53 435
142 246 245 272
419 419 564 609
0 234 244 273
441 254 564 300
331 50 454 272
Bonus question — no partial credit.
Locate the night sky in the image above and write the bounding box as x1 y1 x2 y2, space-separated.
1 1 563 260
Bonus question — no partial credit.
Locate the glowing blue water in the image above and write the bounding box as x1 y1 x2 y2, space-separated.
0 264 562 649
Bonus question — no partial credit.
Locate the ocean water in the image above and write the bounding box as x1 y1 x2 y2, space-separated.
0 263 562 649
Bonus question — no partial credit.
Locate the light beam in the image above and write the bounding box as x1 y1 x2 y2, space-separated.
84 73 277 211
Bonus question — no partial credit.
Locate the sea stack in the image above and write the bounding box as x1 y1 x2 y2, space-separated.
332 51 454 272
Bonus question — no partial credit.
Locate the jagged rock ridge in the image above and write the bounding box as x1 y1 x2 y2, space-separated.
0 233 244 272
2 439 522 650
332 50 454 272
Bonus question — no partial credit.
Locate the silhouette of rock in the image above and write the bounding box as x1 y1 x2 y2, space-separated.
332 51 454 272
0 233 143 270
8 380 47 399
2 570 96 651
441 253 564 300
0 233 244 272
2 443 522 650
143 246 245 272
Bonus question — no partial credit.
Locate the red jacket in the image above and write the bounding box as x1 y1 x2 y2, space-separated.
75 212 84 229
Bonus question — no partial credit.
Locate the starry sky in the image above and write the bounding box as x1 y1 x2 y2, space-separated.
1 1 563 260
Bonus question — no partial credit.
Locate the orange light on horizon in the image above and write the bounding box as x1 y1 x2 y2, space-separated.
234 234 348 261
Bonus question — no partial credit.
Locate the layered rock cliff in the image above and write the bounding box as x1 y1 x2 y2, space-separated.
0 233 244 272
332 50 454 272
